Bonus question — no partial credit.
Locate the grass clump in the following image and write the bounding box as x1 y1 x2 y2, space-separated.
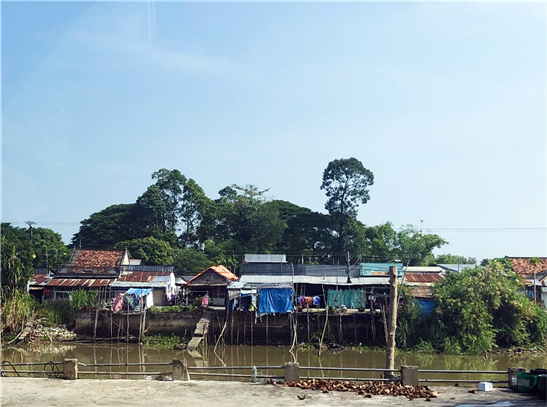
142 334 185 350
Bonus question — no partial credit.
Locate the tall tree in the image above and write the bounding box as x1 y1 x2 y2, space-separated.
1 224 35 299
320 158 374 271
178 178 209 248
320 157 374 218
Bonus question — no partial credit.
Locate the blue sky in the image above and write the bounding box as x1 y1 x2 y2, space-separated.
2 2 545 261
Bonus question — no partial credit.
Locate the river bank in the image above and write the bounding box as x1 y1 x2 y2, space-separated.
1 378 544 407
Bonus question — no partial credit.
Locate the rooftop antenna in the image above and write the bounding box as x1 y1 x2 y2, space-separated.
25 221 36 239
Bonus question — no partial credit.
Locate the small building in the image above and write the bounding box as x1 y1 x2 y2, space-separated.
404 271 447 315
111 266 176 306
58 248 131 276
28 274 113 302
239 256 404 309
187 265 238 306
507 256 547 307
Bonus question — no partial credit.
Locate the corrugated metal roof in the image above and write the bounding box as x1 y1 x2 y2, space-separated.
239 275 395 286
110 281 167 288
117 271 171 283
405 272 446 283
44 278 113 288
29 274 51 286
405 266 444 273
188 265 238 284
243 254 287 263
411 286 433 298
120 265 174 273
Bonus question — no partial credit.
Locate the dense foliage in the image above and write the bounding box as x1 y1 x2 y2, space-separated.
70 162 448 272
398 263 547 354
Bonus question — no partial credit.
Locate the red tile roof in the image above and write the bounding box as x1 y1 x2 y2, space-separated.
508 257 547 277
70 249 124 268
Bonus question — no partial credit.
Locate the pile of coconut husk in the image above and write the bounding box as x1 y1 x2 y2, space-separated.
267 379 439 400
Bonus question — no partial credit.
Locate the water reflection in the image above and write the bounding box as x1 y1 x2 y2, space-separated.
2 343 546 382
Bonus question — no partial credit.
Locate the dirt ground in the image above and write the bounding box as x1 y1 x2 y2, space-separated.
0 378 544 407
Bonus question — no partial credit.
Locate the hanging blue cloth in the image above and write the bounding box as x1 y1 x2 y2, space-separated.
258 288 293 314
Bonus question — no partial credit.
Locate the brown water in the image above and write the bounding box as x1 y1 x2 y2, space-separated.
2 343 546 383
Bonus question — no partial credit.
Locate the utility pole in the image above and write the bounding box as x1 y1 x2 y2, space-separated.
346 251 351 284
26 221 36 239
386 265 399 372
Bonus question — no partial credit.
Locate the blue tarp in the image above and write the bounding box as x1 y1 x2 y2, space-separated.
258 288 293 314
417 299 435 316
126 288 153 303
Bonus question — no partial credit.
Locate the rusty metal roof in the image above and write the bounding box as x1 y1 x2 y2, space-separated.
43 278 114 288
188 265 238 285
116 271 171 283
29 274 50 286
411 286 434 298
405 272 446 283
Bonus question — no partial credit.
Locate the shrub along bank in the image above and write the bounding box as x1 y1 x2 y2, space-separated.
396 262 547 355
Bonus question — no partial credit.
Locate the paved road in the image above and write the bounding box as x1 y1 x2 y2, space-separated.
0 378 544 407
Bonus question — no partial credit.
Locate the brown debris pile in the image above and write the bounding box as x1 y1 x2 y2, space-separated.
267 379 439 400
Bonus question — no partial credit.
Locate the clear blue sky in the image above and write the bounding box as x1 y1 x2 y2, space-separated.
2 2 545 261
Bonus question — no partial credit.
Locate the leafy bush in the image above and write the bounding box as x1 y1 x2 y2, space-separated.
70 289 98 310
1 290 36 333
430 263 547 354
37 299 76 328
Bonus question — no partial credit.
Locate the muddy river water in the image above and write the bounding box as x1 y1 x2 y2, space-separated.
2 343 546 383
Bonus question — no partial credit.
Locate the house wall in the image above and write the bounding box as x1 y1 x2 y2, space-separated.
152 290 165 306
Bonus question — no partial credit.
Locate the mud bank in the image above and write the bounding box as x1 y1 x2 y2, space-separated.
0 378 543 407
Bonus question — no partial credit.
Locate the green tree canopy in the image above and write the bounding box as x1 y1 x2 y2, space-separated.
31 227 70 272
205 184 287 256
320 157 374 218
434 254 477 265
72 204 141 248
363 222 447 265
1 223 35 299
114 237 174 265
173 248 214 275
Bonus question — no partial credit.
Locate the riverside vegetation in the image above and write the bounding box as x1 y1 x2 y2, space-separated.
2 159 546 354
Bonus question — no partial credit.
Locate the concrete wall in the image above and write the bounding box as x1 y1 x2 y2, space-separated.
76 309 388 346
75 310 202 337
